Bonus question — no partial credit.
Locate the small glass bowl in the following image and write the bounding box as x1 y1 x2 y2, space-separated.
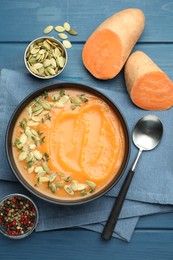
24 36 68 79
0 193 39 239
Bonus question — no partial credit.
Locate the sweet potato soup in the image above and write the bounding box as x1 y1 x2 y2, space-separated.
12 88 126 201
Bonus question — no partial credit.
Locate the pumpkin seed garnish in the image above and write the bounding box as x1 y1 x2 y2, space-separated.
85 180 96 193
38 176 50 183
63 22 71 32
18 151 28 161
62 40 72 49
68 29 78 36
35 166 44 173
43 25 54 34
77 183 86 191
33 150 42 161
80 189 87 196
19 133 27 145
54 25 65 32
58 33 68 40
14 138 22 149
50 183 57 193
28 166 34 174
42 162 50 173
64 185 74 195
70 180 78 191
49 172 57 182
56 182 64 188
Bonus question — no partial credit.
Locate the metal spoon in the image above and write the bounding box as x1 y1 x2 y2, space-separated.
102 114 163 240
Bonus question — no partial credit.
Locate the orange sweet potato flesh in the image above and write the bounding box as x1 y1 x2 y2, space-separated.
124 51 173 110
82 8 145 80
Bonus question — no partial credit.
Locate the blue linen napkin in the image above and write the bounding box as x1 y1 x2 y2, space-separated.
0 181 172 242
0 69 173 242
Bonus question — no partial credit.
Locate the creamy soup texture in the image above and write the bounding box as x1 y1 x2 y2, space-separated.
12 88 126 201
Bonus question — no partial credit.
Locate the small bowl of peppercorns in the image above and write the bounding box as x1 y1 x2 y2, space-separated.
0 194 39 239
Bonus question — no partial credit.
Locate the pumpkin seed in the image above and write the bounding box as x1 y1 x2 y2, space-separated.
85 181 96 191
25 127 32 138
37 171 47 177
50 183 56 193
64 185 74 195
54 26 65 32
43 59 51 68
33 63 43 70
42 40 51 50
49 172 57 182
31 116 40 122
38 176 49 183
55 101 64 108
15 139 23 149
28 166 34 174
32 105 42 112
52 93 60 101
35 166 44 173
42 162 50 173
62 40 72 49
33 150 42 160
40 101 51 110
70 97 81 105
18 151 27 161
47 66 56 75
40 110 49 115
80 189 87 196
19 133 27 145
57 56 65 68
26 152 34 162
28 106 32 117
64 22 70 32
77 183 86 191
70 180 78 191
56 182 64 188
58 33 68 40
33 108 43 116
31 129 39 136
27 120 39 127
31 47 40 55
59 95 69 104
28 144 36 150
43 25 54 34
50 58 56 68
68 29 78 36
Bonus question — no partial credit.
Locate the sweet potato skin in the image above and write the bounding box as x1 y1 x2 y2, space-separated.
82 8 145 80
95 8 145 68
124 51 173 110
125 51 162 93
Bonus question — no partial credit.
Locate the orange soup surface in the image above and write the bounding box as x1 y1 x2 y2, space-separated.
12 88 126 201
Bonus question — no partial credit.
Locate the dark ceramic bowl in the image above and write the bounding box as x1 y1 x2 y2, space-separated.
6 83 130 205
0 193 39 239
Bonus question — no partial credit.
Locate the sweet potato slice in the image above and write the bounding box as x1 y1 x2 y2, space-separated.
82 8 145 80
124 51 173 110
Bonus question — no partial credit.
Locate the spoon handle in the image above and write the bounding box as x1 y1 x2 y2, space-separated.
101 169 135 240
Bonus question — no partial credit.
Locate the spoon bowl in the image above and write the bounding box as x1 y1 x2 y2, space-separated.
102 114 163 240
133 115 163 151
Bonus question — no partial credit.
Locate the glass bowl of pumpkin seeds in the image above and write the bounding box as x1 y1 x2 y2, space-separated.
24 37 68 79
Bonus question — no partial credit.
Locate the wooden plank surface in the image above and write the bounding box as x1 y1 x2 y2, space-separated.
1 0 173 259
1 228 173 260
0 0 173 42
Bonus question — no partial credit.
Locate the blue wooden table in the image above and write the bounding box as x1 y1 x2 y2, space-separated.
1 0 173 259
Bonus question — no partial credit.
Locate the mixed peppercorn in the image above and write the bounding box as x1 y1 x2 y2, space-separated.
0 195 37 237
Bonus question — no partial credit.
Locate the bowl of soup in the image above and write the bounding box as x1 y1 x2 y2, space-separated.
6 83 130 205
